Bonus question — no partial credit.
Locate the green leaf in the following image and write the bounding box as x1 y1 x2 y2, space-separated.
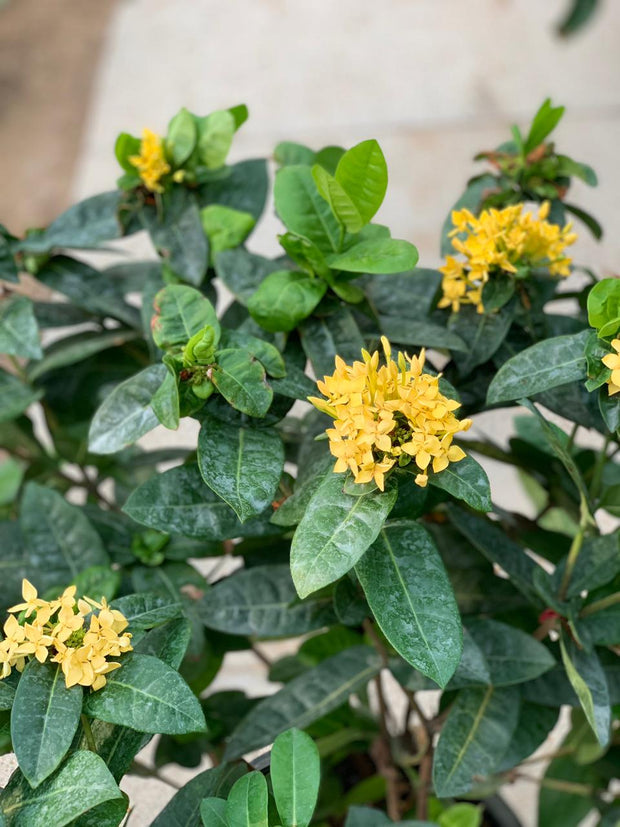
20 483 109 593
111 593 184 630
167 107 197 166
227 771 269 827
487 331 589 405
300 308 364 379
215 248 283 304
538 752 599 827
88 364 166 454
0 678 15 712
312 165 363 233
327 238 419 274
198 159 268 223
143 189 208 285
124 463 279 541
274 165 342 254
16 193 123 254
466 618 555 686
200 204 255 256
554 533 620 598
335 139 388 227
27 328 139 382
115 132 141 173
198 564 331 638
356 521 462 688
429 455 492 512
201 798 228 826
197 110 235 169
438 803 483 827
83 653 206 735
291 472 398 599
0 296 41 359
0 371 42 423
447 506 540 603
497 702 559 771
0 751 123 827
587 277 620 337
378 316 467 352
212 348 273 417
344 807 392 826
365 268 441 318
557 0 600 36
151 358 180 430
248 270 327 333
133 617 191 669
274 141 316 167
560 635 610 746
151 763 246 827
0 458 23 507
198 415 284 521
449 304 515 377
433 686 520 797
524 98 565 154
224 646 381 759
35 256 139 327
152 284 220 350
271 728 320 827
10 661 82 787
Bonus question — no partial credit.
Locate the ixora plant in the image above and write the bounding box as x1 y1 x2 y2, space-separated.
0 98 618 827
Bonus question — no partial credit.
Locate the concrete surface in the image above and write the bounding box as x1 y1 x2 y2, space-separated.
1 1 619 825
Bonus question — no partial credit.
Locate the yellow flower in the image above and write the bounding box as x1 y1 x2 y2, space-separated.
0 582 132 690
439 203 577 313
309 337 471 490
129 128 171 193
602 338 620 396
8 579 47 619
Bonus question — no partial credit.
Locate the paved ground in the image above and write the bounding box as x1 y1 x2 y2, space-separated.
1 1 618 824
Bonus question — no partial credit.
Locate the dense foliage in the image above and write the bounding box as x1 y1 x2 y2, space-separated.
0 99 618 827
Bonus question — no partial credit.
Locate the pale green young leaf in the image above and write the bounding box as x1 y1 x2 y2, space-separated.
271 728 320 827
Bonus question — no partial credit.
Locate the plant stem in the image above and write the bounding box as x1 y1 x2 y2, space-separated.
580 591 620 618
81 714 97 753
558 522 586 601
515 772 594 796
566 423 579 454
589 433 612 501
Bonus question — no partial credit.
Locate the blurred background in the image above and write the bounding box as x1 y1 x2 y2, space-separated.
1 0 619 274
0 2 618 824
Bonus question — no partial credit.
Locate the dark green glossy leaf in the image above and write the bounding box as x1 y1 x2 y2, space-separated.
449 304 515 377
466 618 555 686
133 617 192 670
35 256 139 327
215 248 283 304
198 415 284 521
16 193 122 253
291 472 398 598
83 653 206 735
0 296 41 359
201 798 227 826
88 364 166 454
224 646 381 759
433 687 520 797
123 463 281 541
378 316 467 352
0 751 123 827
356 521 461 688
198 159 268 223
20 483 109 593
142 189 208 285
487 331 589 405
212 348 272 417
497 703 559 772
197 564 332 637
560 635 610 746
271 728 320 827
11 661 82 787
554 533 620 598
300 308 364 379
0 370 43 423
429 456 492 512
151 763 246 827
110 593 184 631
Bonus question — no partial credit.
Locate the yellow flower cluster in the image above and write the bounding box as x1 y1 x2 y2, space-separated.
439 202 577 313
602 339 620 396
0 580 132 690
309 338 472 490
129 128 171 193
